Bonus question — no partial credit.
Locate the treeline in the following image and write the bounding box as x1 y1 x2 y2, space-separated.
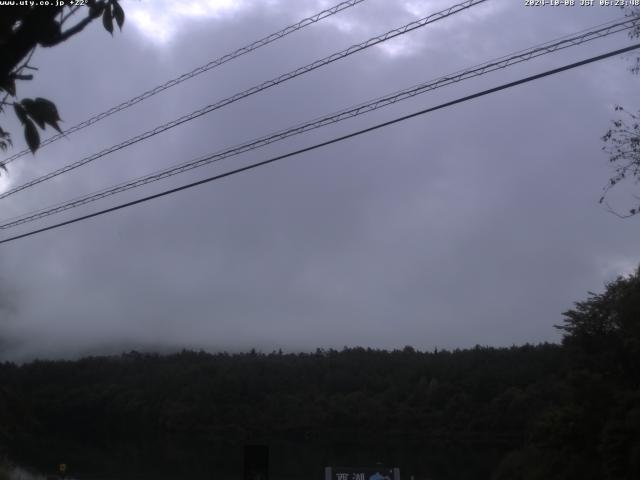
1 344 565 441
0 267 639 479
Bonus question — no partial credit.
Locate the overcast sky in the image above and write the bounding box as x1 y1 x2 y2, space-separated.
0 0 639 361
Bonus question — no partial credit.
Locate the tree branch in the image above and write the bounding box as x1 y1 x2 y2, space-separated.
60 5 83 25
55 15 95 45
603 200 636 218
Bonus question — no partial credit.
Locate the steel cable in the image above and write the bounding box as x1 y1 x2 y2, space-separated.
1 16 635 231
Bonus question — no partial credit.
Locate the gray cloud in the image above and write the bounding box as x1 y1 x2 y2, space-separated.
1 0 639 361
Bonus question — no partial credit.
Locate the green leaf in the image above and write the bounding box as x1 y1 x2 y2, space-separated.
103 4 114 34
34 97 62 132
24 118 40 154
21 99 45 129
89 1 105 19
34 98 61 121
13 103 29 125
20 98 63 133
112 0 125 30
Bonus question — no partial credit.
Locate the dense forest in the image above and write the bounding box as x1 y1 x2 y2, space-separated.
0 267 639 480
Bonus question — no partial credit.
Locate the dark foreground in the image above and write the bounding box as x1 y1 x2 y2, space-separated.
1 268 639 480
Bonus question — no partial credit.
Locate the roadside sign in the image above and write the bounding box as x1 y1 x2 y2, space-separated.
325 466 400 480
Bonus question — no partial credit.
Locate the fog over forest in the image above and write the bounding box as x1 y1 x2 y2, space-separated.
1 1 640 479
0 0 639 360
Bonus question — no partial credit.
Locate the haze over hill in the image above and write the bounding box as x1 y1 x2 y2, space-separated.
0 0 639 360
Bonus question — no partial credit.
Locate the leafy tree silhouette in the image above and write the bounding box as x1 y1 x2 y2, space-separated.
600 6 640 218
0 0 125 163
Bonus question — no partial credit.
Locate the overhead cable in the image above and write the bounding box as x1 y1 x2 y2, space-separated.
1 42 638 246
1 16 636 231
0 0 369 166
0 0 488 201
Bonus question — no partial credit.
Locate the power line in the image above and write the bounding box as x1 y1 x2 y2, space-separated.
0 0 487 201
0 0 369 166
1 42 638 246
1 16 636 231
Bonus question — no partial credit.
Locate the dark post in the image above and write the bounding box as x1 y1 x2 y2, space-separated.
244 444 269 480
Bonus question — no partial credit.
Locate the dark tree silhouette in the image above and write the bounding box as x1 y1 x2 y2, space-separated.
0 0 125 159
557 265 640 375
